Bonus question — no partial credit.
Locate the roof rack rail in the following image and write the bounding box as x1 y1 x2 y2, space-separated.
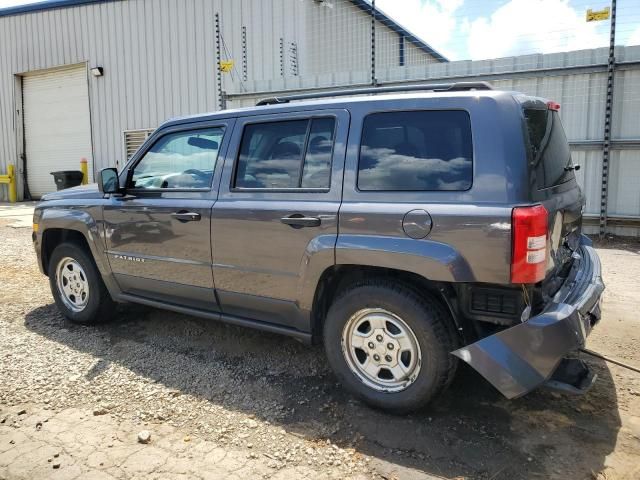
256 81 493 106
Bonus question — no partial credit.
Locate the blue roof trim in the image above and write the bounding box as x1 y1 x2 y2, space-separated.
0 0 115 17
348 0 447 62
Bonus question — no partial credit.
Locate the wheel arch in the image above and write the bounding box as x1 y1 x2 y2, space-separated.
310 264 464 344
37 207 111 277
44 229 118 325
41 228 91 275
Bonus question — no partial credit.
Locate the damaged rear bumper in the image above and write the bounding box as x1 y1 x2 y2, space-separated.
452 235 604 399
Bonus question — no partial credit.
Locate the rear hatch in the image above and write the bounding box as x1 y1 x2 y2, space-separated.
522 100 585 293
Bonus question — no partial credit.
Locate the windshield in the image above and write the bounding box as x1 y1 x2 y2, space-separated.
524 109 574 189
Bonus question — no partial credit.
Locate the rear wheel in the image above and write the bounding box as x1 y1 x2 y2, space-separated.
323 280 457 413
49 242 116 325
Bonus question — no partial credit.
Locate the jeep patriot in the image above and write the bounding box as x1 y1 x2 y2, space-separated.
33 82 604 412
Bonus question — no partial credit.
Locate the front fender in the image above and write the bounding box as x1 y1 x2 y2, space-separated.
37 207 110 278
335 234 475 283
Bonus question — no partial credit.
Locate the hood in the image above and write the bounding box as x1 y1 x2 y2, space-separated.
40 183 103 201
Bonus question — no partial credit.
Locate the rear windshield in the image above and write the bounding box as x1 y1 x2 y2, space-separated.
524 109 574 189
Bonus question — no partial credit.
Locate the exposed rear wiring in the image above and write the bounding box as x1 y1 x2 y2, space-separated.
521 284 531 306
580 348 640 374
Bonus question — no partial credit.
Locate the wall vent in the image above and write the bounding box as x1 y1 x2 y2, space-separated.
123 128 154 162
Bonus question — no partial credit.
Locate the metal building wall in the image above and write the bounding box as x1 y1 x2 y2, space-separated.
0 0 440 201
300 0 439 77
1 0 637 236
374 22 430 70
0 0 223 199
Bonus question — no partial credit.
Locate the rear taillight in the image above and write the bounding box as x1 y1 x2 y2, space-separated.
547 101 561 111
511 205 548 284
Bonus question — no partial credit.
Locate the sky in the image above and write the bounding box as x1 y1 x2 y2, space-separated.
376 0 640 60
0 0 639 61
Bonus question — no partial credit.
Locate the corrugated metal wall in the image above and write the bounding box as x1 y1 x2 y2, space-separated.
0 0 221 194
1 0 638 236
0 0 438 200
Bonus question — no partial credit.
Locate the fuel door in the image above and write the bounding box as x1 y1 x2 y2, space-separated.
402 209 433 239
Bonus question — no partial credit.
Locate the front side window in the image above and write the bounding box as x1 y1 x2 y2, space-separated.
358 110 473 191
131 127 224 189
234 118 335 189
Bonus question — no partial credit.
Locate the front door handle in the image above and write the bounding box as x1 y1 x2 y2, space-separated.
280 215 321 228
171 211 201 222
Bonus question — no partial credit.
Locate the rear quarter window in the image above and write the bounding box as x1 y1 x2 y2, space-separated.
357 110 473 191
524 109 574 189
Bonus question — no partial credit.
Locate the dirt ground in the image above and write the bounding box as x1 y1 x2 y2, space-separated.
1 216 639 480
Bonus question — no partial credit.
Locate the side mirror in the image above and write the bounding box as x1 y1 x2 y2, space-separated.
98 168 119 194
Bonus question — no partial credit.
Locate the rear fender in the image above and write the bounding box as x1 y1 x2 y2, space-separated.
297 234 337 314
335 235 475 282
297 234 472 335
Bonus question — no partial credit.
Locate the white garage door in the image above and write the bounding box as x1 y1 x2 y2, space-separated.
23 65 93 198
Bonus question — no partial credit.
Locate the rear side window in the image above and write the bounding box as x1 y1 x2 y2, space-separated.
524 109 574 189
358 110 473 191
234 118 335 189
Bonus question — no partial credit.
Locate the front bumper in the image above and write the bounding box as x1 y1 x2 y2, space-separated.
452 235 605 399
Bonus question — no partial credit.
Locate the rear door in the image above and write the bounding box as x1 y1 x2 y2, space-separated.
523 105 584 278
103 121 232 310
211 109 349 330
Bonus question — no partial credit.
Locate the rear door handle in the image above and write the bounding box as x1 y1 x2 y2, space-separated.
171 211 201 222
280 215 321 228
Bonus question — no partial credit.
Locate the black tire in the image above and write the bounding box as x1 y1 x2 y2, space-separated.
48 242 116 325
323 280 458 413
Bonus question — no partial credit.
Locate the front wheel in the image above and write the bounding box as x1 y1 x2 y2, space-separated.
323 280 458 413
49 242 116 325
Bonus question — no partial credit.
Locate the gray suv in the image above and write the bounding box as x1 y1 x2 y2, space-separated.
33 83 604 412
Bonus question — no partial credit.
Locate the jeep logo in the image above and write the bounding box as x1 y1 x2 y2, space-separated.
112 254 145 263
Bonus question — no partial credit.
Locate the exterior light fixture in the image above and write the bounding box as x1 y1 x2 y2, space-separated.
90 67 104 77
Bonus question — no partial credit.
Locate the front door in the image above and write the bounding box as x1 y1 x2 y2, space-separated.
103 121 232 311
212 110 349 330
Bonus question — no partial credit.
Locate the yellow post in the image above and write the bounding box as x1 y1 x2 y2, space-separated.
8 165 16 203
0 165 17 203
80 158 88 185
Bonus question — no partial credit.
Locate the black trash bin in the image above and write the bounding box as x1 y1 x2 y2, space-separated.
51 170 84 190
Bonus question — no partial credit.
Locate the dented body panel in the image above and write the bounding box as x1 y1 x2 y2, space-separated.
453 236 604 398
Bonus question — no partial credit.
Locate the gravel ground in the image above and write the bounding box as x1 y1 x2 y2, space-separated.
1 218 639 479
